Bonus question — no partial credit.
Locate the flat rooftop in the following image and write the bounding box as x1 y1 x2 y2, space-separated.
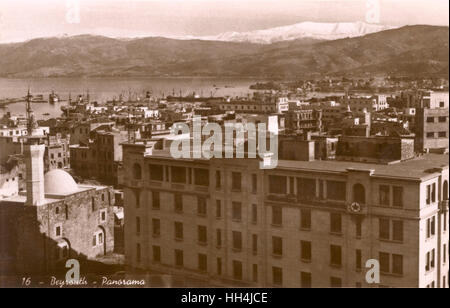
277 154 449 181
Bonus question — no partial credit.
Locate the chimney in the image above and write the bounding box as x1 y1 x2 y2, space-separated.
24 138 45 206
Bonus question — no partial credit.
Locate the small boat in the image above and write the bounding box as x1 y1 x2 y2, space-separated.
43 113 50 116
49 91 60 104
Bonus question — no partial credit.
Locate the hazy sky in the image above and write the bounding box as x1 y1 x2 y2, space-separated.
0 0 448 43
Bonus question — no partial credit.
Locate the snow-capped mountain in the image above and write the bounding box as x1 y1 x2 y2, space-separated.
196 21 398 44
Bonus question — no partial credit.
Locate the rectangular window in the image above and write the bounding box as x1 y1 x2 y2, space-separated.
300 209 311 230
327 181 346 201
272 267 283 286
393 186 403 208
379 252 390 273
175 222 183 240
216 200 222 218
152 191 160 209
330 213 342 234
379 219 390 240
318 180 324 200
330 245 342 267
233 231 242 251
233 260 243 280
100 210 107 222
431 249 435 268
171 166 186 183
136 243 141 263
432 183 436 203
431 216 436 236
427 185 431 204
198 254 207 272
174 194 183 212
269 175 287 194
175 249 183 267
215 170 221 189
272 236 283 256
301 241 312 262
393 220 403 242
356 249 362 270
297 178 316 201
149 164 163 181
272 206 283 226
301 272 312 288
252 174 258 193
252 264 258 283
231 172 242 191
197 197 207 216
194 168 209 186
379 185 390 206
444 244 447 264
136 217 141 234
392 254 403 275
251 204 258 224
427 132 435 139
152 246 161 263
439 132 447 138
252 234 258 254
152 219 160 236
232 202 242 221
217 258 222 276
198 226 207 244
438 116 447 123
216 229 222 247
427 117 435 123
55 225 62 237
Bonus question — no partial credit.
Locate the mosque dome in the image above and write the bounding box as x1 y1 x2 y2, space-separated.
44 169 79 195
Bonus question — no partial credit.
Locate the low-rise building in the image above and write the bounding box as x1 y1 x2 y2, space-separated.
0 138 115 275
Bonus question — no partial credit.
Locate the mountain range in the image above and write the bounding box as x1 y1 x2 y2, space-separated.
0 24 447 78
193 21 397 44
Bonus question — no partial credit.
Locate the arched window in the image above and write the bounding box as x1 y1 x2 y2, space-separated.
444 181 449 201
133 163 142 180
353 184 366 204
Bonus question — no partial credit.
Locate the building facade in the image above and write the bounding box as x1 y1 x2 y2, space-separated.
121 140 449 288
0 138 115 275
415 108 449 153
70 129 128 185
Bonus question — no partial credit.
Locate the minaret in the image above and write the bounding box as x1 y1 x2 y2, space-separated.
25 88 38 135
24 89 45 206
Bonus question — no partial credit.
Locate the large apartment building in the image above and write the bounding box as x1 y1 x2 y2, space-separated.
70 129 128 185
121 139 449 288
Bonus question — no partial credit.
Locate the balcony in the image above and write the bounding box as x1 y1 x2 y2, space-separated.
266 194 346 210
195 185 209 193
267 194 297 203
171 183 185 191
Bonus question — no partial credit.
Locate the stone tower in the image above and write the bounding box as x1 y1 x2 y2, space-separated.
24 138 45 206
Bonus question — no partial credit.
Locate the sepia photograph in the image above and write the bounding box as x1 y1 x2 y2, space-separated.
0 0 448 295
